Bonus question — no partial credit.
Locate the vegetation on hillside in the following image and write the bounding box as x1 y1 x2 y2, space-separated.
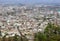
34 23 60 41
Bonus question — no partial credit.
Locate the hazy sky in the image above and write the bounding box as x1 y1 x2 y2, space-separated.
0 0 60 4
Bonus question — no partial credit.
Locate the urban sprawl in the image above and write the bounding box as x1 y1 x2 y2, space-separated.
0 5 60 40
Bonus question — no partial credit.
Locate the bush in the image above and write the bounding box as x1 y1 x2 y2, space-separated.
34 32 47 41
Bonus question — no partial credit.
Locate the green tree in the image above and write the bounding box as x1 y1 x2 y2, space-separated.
44 23 60 41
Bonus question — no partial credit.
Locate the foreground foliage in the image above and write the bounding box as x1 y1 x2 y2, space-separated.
34 23 60 41
0 34 28 41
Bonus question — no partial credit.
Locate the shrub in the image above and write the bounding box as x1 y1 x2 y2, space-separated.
34 32 47 41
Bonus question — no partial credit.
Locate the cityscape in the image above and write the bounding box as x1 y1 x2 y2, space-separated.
0 0 60 41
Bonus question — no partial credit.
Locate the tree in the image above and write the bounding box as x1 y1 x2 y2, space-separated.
44 23 60 41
